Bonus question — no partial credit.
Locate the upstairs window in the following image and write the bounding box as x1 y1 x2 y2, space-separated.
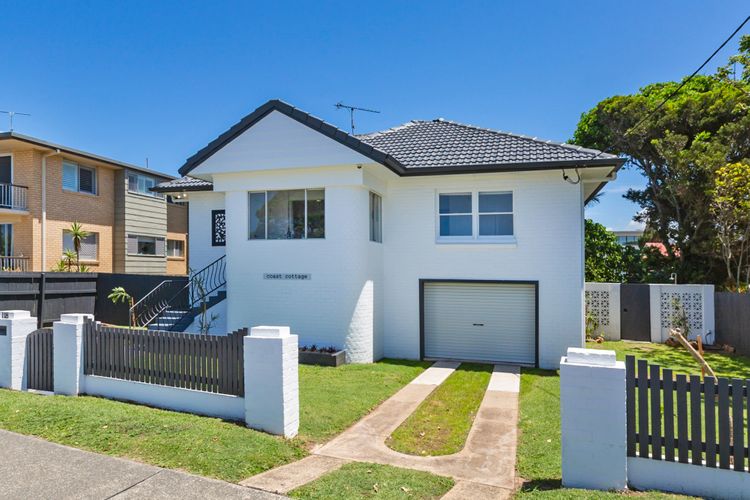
127 234 165 256
128 172 161 197
167 239 184 258
63 231 98 261
63 160 97 195
248 189 325 240
369 192 382 243
438 191 513 241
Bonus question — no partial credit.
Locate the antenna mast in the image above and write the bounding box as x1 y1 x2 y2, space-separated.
335 102 380 134
0 111 31 132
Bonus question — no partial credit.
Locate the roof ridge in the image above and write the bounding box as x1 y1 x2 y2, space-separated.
427 118 615 158
357 120 424 139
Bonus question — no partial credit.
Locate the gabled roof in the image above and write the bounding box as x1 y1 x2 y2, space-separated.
0 131 175 180
177 99 623 178
151 176 213 193
358 119 620 172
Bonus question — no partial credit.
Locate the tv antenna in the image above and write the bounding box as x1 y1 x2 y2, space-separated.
335 102 380 134
0 111 31 132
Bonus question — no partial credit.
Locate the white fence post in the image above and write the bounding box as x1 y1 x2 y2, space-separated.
560 347 627 491
243 326 299 438
53 314 92 396
0 310 37 390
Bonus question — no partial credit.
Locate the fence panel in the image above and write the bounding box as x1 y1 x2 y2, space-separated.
83 321 245 396
26 328 54 391
626 355 749 473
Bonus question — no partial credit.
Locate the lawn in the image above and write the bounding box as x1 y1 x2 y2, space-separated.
289 462 454 500
0 359 430 483
386 363 492 456
515 339 750 499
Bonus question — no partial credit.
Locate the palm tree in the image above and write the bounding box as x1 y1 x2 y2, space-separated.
62 249 78 272
68 222 89 272
108 287 136 326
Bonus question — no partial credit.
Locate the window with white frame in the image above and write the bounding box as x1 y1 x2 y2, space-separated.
248 189 325 240
438 191 513 240
167 239 184 258
128 172 161 197
62 160 97 195
369 192 382 243
63 230 98 261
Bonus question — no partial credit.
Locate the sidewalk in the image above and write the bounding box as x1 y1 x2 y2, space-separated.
0 430 284 500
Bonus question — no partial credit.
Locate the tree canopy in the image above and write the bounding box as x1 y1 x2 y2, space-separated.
575 36 750 287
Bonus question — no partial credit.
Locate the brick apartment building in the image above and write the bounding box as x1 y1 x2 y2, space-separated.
0 132 187 274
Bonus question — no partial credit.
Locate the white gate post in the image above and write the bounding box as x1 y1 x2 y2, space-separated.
53 314 92 396
243 326 299 437
560 347 627 491
0 310 37 390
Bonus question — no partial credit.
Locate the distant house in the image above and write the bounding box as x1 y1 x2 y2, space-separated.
154 99 623 368
0 132 187 275
613 230 643 247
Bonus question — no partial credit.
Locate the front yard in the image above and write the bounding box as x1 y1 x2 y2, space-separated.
0 359 430 483
515 340 750 499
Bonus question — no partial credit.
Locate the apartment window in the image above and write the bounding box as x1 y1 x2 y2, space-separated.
128 172 161 197
438 191 513 240
63 231 98 261
167 239 184 258
0 224 12 256
62 160 97 195
248 189 325 240
369 192 382 243
127 234 165 256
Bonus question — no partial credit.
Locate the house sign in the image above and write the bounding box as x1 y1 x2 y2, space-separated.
263 273 311 281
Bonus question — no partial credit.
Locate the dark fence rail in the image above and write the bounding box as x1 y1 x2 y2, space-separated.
715 292 750 356
83 321 245 397
626 355 749 472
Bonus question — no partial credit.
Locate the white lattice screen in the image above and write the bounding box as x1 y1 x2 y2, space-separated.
585 290 611 327
659 291 703 336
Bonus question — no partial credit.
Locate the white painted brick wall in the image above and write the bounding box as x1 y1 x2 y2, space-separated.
53 314 92 395
0 311 37 390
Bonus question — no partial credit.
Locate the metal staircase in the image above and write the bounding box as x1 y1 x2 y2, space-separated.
130 255 227 331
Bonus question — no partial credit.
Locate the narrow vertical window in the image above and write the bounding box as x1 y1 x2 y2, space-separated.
369 192 382 243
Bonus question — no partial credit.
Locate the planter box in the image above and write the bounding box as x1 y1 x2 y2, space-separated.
299 350 346 367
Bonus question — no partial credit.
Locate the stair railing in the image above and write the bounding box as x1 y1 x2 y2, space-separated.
131 255 226 330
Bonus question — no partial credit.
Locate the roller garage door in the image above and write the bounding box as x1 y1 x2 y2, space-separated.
422 281 537 365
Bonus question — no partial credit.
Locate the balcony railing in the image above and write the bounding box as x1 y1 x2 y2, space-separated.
0 256 30 272
0 183 28 211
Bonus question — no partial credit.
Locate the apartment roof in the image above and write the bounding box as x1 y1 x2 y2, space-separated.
0 132 176 180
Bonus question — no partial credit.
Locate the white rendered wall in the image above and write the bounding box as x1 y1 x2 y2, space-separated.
383 170 585 369
584 283 621 340
220 168 380 363
628 457 750 499
187 191 225 273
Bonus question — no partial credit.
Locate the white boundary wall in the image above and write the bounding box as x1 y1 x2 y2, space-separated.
561 347 748 499
648 284 715 344
584 283 620 340
0 310 37 390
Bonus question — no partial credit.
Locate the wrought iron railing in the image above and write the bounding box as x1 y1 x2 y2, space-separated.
130 255 226 328
0 183 28 211
0 256 30 272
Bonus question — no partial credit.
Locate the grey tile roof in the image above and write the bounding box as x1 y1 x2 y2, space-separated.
357 119 618 170
151 176 213 193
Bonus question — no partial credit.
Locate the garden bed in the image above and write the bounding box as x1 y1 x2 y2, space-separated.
299 346 346 367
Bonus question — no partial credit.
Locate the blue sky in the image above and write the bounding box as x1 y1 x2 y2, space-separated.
2 1 747 230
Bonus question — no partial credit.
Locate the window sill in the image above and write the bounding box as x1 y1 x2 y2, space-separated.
167 256 185 261
436 237 517 246
127 253 165 258
62 188 98 198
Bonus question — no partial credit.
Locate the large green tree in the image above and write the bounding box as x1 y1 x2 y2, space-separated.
573 36 750 286
585 219 630 282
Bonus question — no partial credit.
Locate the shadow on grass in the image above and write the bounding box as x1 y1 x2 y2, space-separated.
518 478 563 492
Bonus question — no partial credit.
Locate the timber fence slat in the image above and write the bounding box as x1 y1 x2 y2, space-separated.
650 364 662 460
638 359 649 458
82 323 244 396
663 368 675 462
733 379 745 471
676 375 689 464
719 378 731 469
705 377 717 467
690 375 702 465
626 356 636 457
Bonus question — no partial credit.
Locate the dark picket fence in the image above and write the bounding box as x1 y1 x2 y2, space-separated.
25 328 54 391
626 355 750 472
83 321 245 397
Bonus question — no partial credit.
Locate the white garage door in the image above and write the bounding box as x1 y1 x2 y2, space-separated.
423 281 536 365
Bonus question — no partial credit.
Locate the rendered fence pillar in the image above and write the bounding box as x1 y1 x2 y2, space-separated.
560 347 627 491
243 326 299 437
53 314 92 396
0 310 37 390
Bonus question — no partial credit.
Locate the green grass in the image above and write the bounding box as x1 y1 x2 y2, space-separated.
386 363 492 456
0 359 429 483
289 462 454 500
514 340 750 499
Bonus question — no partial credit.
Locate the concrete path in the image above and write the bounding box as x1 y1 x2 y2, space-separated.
0 430 284 500
314 362 520 493
240 455 348 494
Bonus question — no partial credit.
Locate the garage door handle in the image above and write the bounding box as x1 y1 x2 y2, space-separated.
473 323 484 327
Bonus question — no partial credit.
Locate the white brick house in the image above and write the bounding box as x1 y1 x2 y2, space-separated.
155 100 622 369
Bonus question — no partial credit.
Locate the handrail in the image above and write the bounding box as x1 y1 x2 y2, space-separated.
0 256 30 272
0 183 28 211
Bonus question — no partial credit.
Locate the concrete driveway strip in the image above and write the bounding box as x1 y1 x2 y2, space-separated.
0 430 283 500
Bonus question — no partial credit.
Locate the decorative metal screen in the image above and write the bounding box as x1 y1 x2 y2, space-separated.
585 289 610 326
660 291 703 335
212 210 226 247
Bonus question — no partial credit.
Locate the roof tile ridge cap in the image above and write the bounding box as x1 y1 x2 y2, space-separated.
430 118 616 158
357 120 424 139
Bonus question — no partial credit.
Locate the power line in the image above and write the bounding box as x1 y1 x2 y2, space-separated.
588 14 750 161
